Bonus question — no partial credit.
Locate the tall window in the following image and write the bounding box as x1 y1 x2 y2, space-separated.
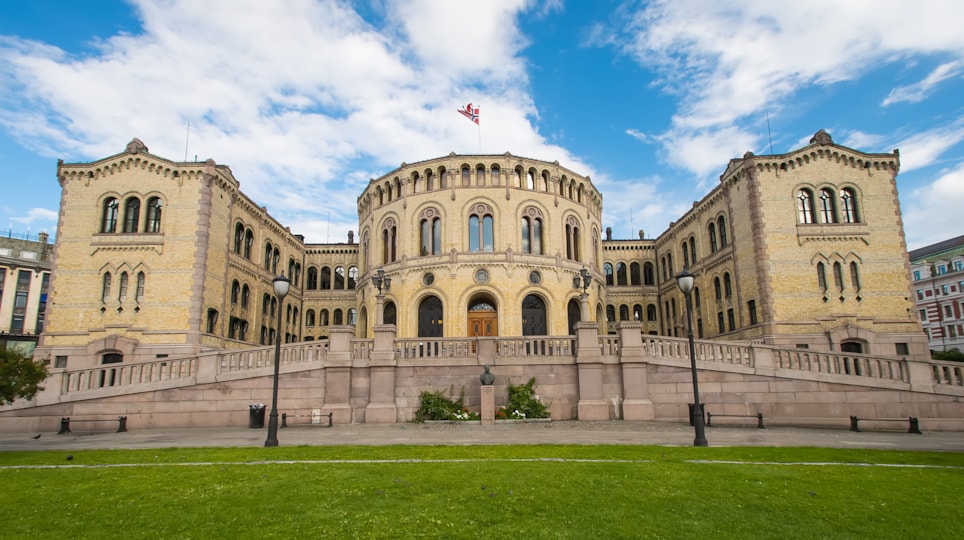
604 263 614 286
348 266 358 289
123 197 140 233
797 189 815 224
234 223 245 253
521 208 543 254
243 229 253 259
565 216 581 261
850 262 861 292
714 277 722 301
682 241 689 268
118 272 129 302
833 261 844 291
102 272 112 303
469 204 494 252
819 189 837 223
841 188 858 223
306 309 315 327
723 272 732 298
241 284 250 309
231 280 240 304
206 309 219 333
136 272 145 302
748 300 758 325
491 166 500 186
689 237 697 266
264 242 273 270
718 217 728 247
382 218 397 263
708 222 718 253
307 267 318 289
630 263 641 285
334 266 345 289
817 262 827 291
643 262 654 285
102 198 119 233
476 165 485 186
420 209 442 255
145 197 163 232
616 263 628 286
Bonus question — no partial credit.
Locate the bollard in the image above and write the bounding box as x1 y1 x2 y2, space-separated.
58 417 71 435
117 416 128 433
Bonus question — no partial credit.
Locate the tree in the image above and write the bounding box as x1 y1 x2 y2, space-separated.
0 349 48 405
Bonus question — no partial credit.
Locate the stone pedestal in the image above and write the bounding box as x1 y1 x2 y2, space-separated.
366 324 398 423
481 385 495 425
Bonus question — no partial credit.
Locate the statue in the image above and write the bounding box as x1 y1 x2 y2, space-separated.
480 365 494 386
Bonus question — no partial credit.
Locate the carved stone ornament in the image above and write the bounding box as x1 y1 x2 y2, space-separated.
523 206 544 218
126 138 148 154
472 203 493 215
810 129 833 146
419 208 439 220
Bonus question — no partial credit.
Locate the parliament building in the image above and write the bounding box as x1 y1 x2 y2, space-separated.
35 129 927 371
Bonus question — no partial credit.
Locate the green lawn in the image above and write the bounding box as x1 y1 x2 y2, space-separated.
2 446 962 539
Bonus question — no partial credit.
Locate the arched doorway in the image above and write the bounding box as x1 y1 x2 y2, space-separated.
841 341 863 354
467 296 498 338
567 299 581 335
521 294 547 336
418 296 444 337
384 301 397 326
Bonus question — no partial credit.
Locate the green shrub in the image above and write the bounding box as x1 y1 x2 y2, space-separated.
415 386 478 421
931 348 964 362
505 377 550 419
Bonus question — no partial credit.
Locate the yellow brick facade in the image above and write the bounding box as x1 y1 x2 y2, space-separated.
34 131 928 369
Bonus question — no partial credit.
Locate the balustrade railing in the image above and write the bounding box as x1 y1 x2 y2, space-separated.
497 337 574 357
598 336 619 357
773 349 908 382
930 361 964 386
62 357 198 394
395 338 475 359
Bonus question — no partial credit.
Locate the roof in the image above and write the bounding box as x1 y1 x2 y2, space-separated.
909 234 964 262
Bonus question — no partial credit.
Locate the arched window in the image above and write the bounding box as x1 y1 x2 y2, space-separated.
426 170 434 191
567 299 581 335
320 267 331 289
476 165 486 186
347 308 357 326
646 304 657 321
420 209 442 255
418 296 444 337
241 284 250 309
565 217 581 261
630 263 641 286
333 266 345 289
689 237 697 265
682 241 690 268
667 253 674 276
723 273 732 298
833 261 844 291
616 263 628 286
633 304 643 321
850 261 861 291
604 263 614 286
798 189 815 224
384 301 397 325
234 223 244 254
382 218 397 263
491 166 500 186
307 267 318 289
462 166 471 186
514 168 523 188
708 222 718 253
661 257 667 283
100 272 110 303
521 294 547 336
694 287 701 310
136 272 145 303
714 277 722 301
333 309 343 325
123 197 140 233
817 262 827 291
264 242 273 270
643 262 655 285
521 208 543 255
606 305 616 322
272 248 280 274
244 229 253 259
306 309 315 327
230 280 240 304
819 189 837 223
348 266 358 289
469 204 494 252
841 188 858 223
320 309 329 326
118 272 128 302
717 217 728 247
102 198 119 233
526 171 535 190
262 293 270 315
145 197 162 232
619 305 630 321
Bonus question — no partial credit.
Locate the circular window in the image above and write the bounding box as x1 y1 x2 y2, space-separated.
423 273 435 286
529 271 541 284
475 269 489 283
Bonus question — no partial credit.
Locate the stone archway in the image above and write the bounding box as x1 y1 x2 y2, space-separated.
418 295 444 337
467 294 498 338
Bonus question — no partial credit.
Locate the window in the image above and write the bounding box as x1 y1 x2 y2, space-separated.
895 343 909 355
797 189 815 224
956 261 964 272
491 166 500 185
689 237 697 266
916 289 924 300
708 222 718 253
944 305 953 319
206 309 219 333
727 308 735 331
717 311 725 333
102 272 112 303
565 216 581 261
334 266 345 289
643 262 654 285
264 242 273 270
938 264 947 275
630 263 641 286
633 304 643 321
819 189 837 223
231 280 240 304
817 262 827 291
850 262 861 292
145 197 163 232
320 267 331 289
102 198 119 233
616 263 627 286
319 309 329 326
348 308 357 326
123 197 140 233
234 223 244 254
619 305 630 321
694 287 701 310
476 165 485 186
682 241 689 268
942 284 950 295
647 304 657 321
241 284 250 309
604 263 614 286
840 188 858 223
262 293 270 315
244 229 253 259
469 204 494 252
118 272 129 302
462 166 470 186
723 273 732 298
606 305 616 323
420 210 442 255
717 217 727 248
913 270 921 281
306 310 315 327
833 262 844 291
136 272 145 302
35 273 49 333
521 208 543 254
748 300 758 325
714 277 722 301
348 267 358 289
333 309 343 325
307 267 318 289
272 248 280 273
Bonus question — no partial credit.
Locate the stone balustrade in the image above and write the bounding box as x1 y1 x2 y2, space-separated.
62 356 198 394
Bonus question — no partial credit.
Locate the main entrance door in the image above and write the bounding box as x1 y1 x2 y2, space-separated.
467 300 498 338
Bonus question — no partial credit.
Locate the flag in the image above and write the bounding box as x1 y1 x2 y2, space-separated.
458 103 479 125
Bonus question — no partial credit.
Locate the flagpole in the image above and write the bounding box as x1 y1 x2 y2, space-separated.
477 123 481 153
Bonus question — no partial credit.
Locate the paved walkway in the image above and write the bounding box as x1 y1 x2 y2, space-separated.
2 421 962 452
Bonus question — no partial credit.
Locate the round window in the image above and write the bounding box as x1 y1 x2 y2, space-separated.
475 269 489 283
423 273 435 286
529 271 541 284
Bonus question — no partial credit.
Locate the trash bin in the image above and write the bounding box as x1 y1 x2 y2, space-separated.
688 403 705 427
248 404 266 428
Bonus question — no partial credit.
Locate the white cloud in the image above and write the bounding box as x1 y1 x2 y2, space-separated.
0 0 588 243
896 123 964 173
10 207 57 226
902 162 964 249
882 61 962 106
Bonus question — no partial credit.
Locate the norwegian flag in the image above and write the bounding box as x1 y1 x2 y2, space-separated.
458 103 479 125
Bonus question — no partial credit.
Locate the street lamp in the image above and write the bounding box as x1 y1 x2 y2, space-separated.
264 272 290 447
676 267 708 447
372 268 391 325
572 267 592 321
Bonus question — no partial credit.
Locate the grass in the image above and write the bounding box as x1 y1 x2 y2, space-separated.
2 445 962 539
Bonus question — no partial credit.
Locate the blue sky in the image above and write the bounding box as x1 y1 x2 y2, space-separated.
1 0 962 249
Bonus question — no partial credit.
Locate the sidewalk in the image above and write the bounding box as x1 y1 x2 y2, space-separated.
2 421 962 452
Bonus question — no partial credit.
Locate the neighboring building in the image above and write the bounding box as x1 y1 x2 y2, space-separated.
34 130 928 370
909 235 964 352
0 232 53 356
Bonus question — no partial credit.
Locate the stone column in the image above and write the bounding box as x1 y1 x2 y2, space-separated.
365 323 398 423
575 321 609 420
323 326 354 424
617 321 654 420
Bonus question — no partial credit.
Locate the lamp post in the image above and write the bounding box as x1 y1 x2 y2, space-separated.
372 268 391 325
676 268 708 447
572 267 591 320
264 272 290 447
